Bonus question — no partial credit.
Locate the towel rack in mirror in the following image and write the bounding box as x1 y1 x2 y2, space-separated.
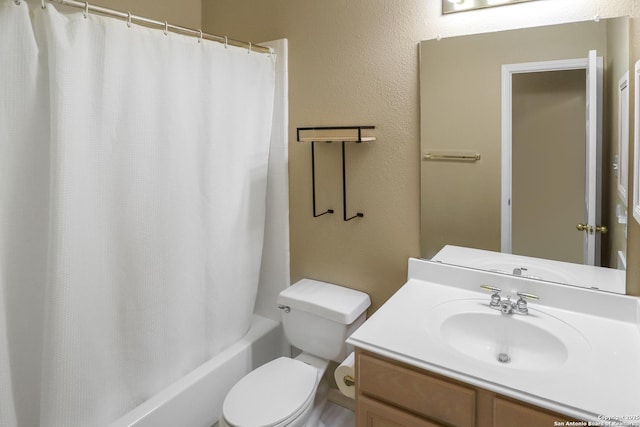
423 150 481 162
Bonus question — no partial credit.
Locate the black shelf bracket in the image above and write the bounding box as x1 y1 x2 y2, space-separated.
342 140 364 221
311 140 334 217
297 126 375 221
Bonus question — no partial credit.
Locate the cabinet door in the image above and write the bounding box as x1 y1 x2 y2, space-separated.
357 395 443 427
493 397 565 427
357 352 476 427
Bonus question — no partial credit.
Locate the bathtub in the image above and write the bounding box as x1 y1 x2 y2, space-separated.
109 315 283 427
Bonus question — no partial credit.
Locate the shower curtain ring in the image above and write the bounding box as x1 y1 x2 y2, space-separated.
163 21 168 35
14 0 21 5
41 0 46 9
198 29 203 44
248 42 251 54
83 2 89 18
126 12 132 28
224 36 228 49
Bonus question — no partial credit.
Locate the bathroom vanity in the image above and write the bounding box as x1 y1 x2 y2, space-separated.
355 350 569 427
346 258 640 426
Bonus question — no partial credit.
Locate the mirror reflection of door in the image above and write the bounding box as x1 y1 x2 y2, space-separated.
506 52 603 266
511 69 587 264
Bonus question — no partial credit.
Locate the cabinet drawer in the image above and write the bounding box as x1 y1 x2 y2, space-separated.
357 352 476 427
357 395 443 427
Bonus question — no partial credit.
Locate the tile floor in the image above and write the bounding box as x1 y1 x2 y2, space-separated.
319 400 355 427
212 399 355 427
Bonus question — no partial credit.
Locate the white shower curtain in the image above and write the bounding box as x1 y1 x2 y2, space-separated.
0 2 275 426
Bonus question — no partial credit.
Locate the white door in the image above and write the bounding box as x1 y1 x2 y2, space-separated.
583 49 603 265
501 51 603 265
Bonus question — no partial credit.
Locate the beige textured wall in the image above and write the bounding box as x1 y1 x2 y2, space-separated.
90 0 201 29
203 0 426 313
201 0 640 308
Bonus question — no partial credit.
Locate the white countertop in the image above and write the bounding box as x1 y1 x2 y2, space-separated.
432 245 626 294
347 258 640 424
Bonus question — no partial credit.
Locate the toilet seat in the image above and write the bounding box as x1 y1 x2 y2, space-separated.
222 357 319 427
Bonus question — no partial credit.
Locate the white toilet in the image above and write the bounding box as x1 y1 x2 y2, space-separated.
219 279 371 427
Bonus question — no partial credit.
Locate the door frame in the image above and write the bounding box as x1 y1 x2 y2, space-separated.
500 55 602 264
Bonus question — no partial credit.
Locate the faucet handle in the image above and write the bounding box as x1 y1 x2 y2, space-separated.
516 291 539 301
480 285 501 293
480 285 502 308
515 291 538 315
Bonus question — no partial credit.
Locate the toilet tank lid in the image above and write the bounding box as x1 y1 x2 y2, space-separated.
277 279 371 324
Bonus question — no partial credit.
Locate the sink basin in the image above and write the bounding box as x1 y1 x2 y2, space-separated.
426 299 590 371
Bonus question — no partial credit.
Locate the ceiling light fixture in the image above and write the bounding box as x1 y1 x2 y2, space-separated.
442 0 540 15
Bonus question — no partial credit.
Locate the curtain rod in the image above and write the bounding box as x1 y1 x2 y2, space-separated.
37 0 271 54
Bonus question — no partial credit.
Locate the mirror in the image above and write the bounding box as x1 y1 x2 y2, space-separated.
442 0 540 15
419 17 630 292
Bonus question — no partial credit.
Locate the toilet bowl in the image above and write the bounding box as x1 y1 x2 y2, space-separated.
220 355 326 427
220 279 370 427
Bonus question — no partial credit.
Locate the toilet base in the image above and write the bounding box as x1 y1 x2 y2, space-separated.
302 375 329 427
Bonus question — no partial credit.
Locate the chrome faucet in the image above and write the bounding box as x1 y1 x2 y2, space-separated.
511 267 543 280
480 285 539 315
500 296 515 314
512 267 527 276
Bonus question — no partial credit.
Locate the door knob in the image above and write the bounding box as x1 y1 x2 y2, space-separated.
595 225 608 234
576 223 592 232
576 223 608 234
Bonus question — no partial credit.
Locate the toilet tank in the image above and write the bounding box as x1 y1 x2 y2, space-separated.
277 279 371 362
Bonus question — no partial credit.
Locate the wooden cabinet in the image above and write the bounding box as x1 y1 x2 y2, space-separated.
357 395 442 427
355 349 577 427
357 351 475 426
493 397 562 427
